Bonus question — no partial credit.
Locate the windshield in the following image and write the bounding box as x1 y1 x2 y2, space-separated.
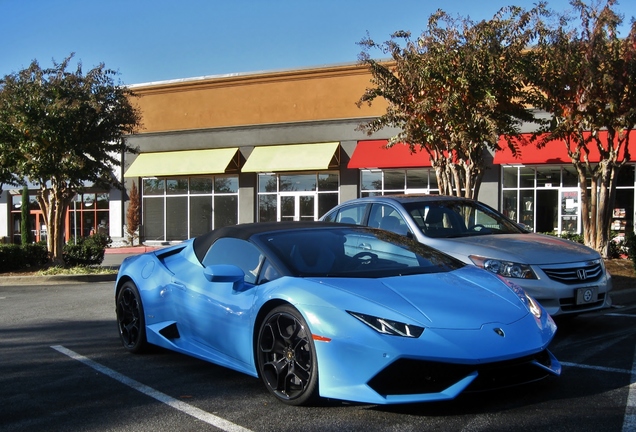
403 200 525 239
255 227 464 278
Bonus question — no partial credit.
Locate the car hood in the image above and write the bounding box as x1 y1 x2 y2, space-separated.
316 266 530 330
430 233 600 265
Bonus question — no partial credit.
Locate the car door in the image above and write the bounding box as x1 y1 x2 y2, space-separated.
368 203 411 235
174 238 262 366
322 202 369 224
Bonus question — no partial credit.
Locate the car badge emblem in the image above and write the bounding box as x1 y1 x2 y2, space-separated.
577 269 587 280
494 328 505 337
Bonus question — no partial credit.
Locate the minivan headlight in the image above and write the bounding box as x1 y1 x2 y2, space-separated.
469 255 537 279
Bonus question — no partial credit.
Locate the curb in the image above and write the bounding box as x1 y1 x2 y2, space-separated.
610 288 636 307
105 246 162 254
0 272 118 285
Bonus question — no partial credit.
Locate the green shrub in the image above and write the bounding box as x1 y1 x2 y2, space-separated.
23 242 51 266
624 231 636 270
62 233 111 267
0 242 49 273
543 231 627 258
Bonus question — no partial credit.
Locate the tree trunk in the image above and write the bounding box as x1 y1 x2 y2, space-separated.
21 185 31 245
36 185 74 266
595 162 620 257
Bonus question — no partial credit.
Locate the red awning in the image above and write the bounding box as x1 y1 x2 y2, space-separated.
348 140 432 169
495 131 636 165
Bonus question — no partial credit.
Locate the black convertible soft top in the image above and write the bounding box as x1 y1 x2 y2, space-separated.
192 221 347 264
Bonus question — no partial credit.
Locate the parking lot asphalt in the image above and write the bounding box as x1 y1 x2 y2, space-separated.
2 246 636 308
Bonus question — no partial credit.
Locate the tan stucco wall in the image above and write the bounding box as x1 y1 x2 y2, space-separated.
130 64 387 133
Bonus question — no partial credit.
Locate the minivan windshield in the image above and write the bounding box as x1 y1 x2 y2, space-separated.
403 200 525 239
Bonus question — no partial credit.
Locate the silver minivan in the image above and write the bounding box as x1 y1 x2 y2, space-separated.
321 195 612 316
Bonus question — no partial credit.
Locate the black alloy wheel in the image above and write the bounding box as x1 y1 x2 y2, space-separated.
116 281 148 353
257 305 319 406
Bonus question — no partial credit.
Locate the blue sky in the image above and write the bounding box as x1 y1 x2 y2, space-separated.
1 0 634 85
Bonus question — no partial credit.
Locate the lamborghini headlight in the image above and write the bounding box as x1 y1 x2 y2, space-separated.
469 255 537 279
348 311 424 338
500 277 543 319
524 292 543 319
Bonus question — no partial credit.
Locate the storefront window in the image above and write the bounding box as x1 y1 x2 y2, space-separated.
215 176 238 193
502 164 636 235
142 175 239 242
361 170 382 192
617 165 635 187
166 196 188 240
214 195 238 228
96 193 109 209
167 179 188 195
502 190 518 219
519 167 535 188
258 194 277 222
361 169 439 196
68 191 110 239
191 177 213 194
190 196 212 238
536 166 559 188
503 167 518 188
384 170 406 190
143 179 165 195
562 166 578 187
280 174 316 192
256 172 339 222
318 173 339 191
143 197 164 241
259 174 278 193
519 190 535 229
560 190 579 233
613 166 635 238
406 169 429 189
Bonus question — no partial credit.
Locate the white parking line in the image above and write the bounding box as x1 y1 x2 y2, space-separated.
50 345 253 432
623 348 636 432
560 361 632 375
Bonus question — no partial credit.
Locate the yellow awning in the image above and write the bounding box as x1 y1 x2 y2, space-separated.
242 142 340 173
124 148 240 177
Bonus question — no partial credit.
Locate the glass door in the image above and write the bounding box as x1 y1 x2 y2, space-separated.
280 193 316 221
560 188 580 234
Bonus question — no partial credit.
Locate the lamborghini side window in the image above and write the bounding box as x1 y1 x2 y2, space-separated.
256 259 281 284
202 238 263 285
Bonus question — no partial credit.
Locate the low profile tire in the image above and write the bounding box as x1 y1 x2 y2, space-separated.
116 281 148 353
257 305 319 406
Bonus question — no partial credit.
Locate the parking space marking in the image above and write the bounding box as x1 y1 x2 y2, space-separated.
560 361 631 375
51 345 253 432
623 347 636 432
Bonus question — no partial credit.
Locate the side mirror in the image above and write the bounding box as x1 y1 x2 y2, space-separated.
203 264 245 291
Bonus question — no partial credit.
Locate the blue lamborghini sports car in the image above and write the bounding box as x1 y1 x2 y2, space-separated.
115 222 561 406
